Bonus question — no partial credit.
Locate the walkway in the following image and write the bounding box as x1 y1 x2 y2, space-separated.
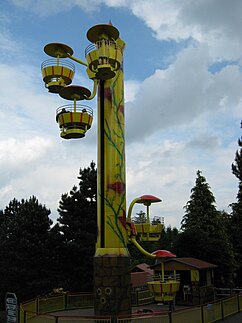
218 312 242 322
52 304 242 322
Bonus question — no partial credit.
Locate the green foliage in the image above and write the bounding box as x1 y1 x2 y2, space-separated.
132 210 146 223
56 161 97 292
1 154 242 305
0 162 97 306
128 241 156 267
178 170 234 286
232 138 242 183
159 226 179 252
181 170 218 232
128 224 179 268
0 196 53 305
230 138 242 285
152 216 162 224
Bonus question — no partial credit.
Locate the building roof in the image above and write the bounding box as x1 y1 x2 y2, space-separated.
172 258 217 269
131 263 154 275
177 257 217 269
151 257 217 271
131 272 149 288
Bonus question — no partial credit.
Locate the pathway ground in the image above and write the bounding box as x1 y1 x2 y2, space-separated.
52 304 242 322
218 312 242 322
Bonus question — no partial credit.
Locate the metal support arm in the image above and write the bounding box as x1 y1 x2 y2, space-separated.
130 236 156 258
86 79 98 100
67 53 88 67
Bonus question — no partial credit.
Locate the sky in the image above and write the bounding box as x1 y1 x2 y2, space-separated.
0 0 241 229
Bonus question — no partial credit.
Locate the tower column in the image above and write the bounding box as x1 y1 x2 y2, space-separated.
93 36 131 319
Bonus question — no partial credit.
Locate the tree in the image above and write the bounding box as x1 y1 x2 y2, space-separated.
178 170 234 286
181 170 218 232
56 161 97 292
159 226 179 253
230 137 242 285
152 216 162 224
132 210 146 224
232 138 242 184
0 196 53 304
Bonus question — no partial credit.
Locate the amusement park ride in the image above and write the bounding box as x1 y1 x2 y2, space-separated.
41 23 179 318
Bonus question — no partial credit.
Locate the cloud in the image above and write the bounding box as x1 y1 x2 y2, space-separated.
128 0 242 60
0 136 50 206
1 0 240 230
126 44 242 142
0 58 97 218
9 0 242 60
0 135 97 219
126 132 238 228
186 135 220 150
124 80 141 103
0 63 61 140
0 137 52 164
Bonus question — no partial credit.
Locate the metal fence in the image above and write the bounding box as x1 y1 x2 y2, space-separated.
118 313 169 322
20 292 242 323
19 293 94 323
131 289 154 306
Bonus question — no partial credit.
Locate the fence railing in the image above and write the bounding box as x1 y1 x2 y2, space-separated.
147 274 181 282
19 293 94 323
131 289 154 306
20 292 242 323
215 287 242 298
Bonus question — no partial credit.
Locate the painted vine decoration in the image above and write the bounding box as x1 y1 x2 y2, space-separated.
104 68 127 246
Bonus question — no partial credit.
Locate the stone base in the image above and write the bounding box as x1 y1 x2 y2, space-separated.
94 253 131 318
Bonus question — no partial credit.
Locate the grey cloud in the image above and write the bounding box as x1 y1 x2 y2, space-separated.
126 45 242 143
186 135 220 150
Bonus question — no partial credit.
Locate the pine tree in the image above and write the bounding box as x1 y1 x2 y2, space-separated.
0 196 53 303
231 138 242 219
132 210 146 223
181 171 218 232
232 138 242 183
159 226 179 252
230 136 242 285
179 170 234 286
57 161 97 292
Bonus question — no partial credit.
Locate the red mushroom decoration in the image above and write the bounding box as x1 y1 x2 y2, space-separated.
152 250 176 258
137 195 162 206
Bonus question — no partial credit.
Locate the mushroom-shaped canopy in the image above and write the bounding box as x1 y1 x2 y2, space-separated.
59 85 91 100
152 250 176 258
136 195 162 206
44 42 73 58
87 24 119 43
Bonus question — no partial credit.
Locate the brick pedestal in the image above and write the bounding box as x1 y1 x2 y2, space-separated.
94 254 131 318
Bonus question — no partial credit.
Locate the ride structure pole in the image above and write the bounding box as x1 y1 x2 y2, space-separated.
42 23 131 320
88 32 131 318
